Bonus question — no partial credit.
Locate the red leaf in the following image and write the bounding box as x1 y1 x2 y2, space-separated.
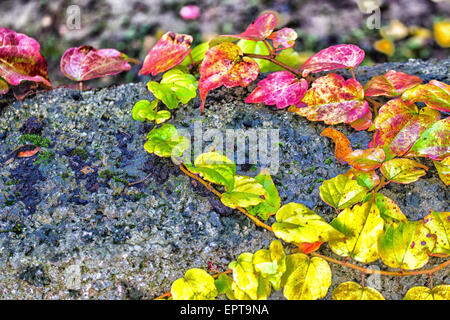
344 147 385 172
245 71 307 109
320 127 353 165
218 12 277 41
350 109 373 131
267 28 298 50
297 241 323 254
299 44 365 77
61 46 137 82
199 42 259 112
290 73 369 125
0 28 51 89
364 70 422 97
18 147 39 158
139 32 193 76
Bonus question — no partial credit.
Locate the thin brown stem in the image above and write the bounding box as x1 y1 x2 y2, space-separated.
128 173 152 186
243 53 302 77
365 97 383 117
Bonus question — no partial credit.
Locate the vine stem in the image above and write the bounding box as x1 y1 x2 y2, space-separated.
243 53 302 77
365 97 383 117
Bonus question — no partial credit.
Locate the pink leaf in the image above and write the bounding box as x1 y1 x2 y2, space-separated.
0 28 51 88
299 44 365 77
364 70 423 97
245 71 308 109
216 13 277 42
139 32 193 76
344 147 386 172
180 5 200 20
61 46 137 82
199 42 259 112
267 28 298 50
350 110 373 131
402 80 450 112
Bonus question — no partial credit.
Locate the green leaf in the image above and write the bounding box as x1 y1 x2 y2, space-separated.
380 158 427 184
144 124 190 158
351 169 380 190
329 200 384 263
319 174 368 210
252 240 286 291
185 152 236 191
379 221 436 270
374 193 408 227
272 202 343 244
247 169 281 220
403 285 450 300
132 99 158 122
214 274 234 299
180 42 209 66
423 210 450 257
331 282 385 300
154 110 172 124
171 268 218 300
229 252 271 300
147 81 179 109
281 253 331 300
160 68 198 104
221 175 267 209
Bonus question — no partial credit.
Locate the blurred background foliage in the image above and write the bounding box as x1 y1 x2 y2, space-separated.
1 0 449 87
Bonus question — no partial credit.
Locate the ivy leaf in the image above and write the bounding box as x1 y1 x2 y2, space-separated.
267 28 298 50
406 117 449 161
281 253 331 300
147 81 178 109
320 128 353 165
139 31 193 76
215 12 277 42
0 28 51 89
423 210 450 257
185 152 236 191
404 285 450 300
272 202 343 244
245 71 308 109
349 168 380 190
229 252 271 300
180 42 209 66
170 268 218 300
247 169 281 220
344 147 385 172
372 99 440 159
402 80 450 112
132 100 171 124
291 73 370 125
198 42 259 112
374 193 407 227
433 157 450 186
221 175 268 209
252 240 286 291
60 46 137 82
331 282 385 300
144 124 189 158
329 200 384 263
299 44 365 77
319 174 368 210
379 221 436 270
380 158 427 184
364 70 422 97
160 68 198 104
214 274 234 299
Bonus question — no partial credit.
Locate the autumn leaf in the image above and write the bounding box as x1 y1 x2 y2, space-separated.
344 147 385 172
267 28 298 50
402 80 450 112
0 28 51 91
198 42 259 112
139 31 193 76
380 158 427 184
350 168 380 190
332 282 385 300
379 221 435 270
423 210 450 257
171 268 218 300
247 169 281 220
433 157 450 186
290 73 369 125
404 285 450 300
374 193 407 227
350 110 373 131
17 147 39 158
245 71 308 109
252 240 286 291
299 44 365 77
60 46 137 82
364 70 422 97
320 128 353 165
319 174 368 210
329 200 384 263
221 175 268 209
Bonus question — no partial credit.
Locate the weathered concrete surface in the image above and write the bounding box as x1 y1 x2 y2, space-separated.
0 59 448 300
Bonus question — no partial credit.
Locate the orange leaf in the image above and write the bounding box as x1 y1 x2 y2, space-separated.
321 128 353 165
18 147 39 158
297 241 323 254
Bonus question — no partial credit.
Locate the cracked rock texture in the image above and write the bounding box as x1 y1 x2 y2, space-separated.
0 59 449 299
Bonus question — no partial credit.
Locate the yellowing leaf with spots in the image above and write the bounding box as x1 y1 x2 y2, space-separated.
281 253 331 300
229 252 271 300
364 70 422 98
170 268 218 300
252 240 286 291
344 147 386 172
319 174 368 210
331 281 385 300
402 80 450 113
374 193 407 227
434 157 450 186
380 158 427 184
404 285 450 300
221 175 267 209
423 210 450 258
379 221 436 270
272 202 344 244
329 200 384 263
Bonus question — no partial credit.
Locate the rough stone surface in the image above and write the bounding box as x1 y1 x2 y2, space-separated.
0 59 449 300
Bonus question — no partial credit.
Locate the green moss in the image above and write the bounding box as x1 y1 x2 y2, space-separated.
71 148 89 160
99 170 115 179
35 150 55 165
18 134 52 148
113 176 129 185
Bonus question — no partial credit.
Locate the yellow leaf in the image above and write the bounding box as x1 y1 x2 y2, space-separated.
380 19 409 41
433 157 450 186
404 285 450 300
434 21 450 48
424 210 450 257
319 174 368 210
220 175 267 208
332 281 385 300
373 38 395 56
252 240 286 291
170 268 218 300
380 158 427 184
